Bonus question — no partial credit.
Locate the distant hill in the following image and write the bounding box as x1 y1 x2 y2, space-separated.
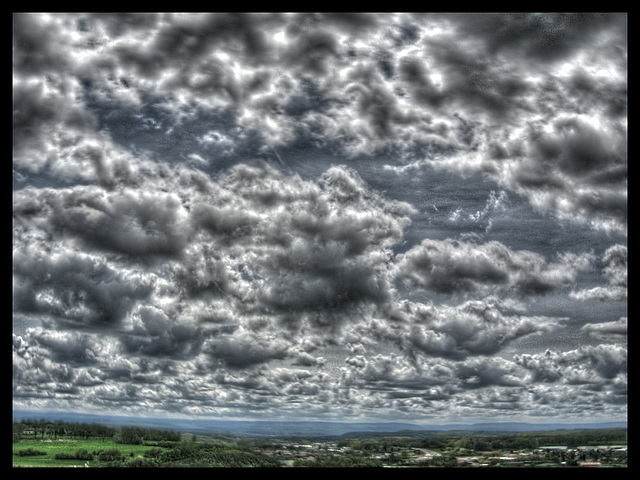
12 409 627 438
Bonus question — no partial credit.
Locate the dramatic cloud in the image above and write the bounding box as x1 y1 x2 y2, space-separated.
516 344 627 385
395 238 592 297
581 317 627 342
13 13 626 425
571 244 627 301
368 296 558 361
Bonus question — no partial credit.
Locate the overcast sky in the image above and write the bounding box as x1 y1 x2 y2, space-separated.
13 13 627 425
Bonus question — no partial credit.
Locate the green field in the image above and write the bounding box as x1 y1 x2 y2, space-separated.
13 438 168 467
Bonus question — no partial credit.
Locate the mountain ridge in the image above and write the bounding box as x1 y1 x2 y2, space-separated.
12 409 627 437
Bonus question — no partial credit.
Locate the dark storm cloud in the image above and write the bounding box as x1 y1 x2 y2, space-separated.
345 352 524 397
342 63 414 141
13 330 108 393
524 117 626 181
13 13 72 75
445 13 626 63
420 35 533 119
12 246 152 328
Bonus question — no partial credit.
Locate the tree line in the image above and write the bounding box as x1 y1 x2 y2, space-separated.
337 428 627 452
13 419 180 444
115 426 181 444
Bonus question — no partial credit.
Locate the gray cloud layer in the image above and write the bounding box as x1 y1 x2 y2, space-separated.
395 238 593 297
13 13 626 424
13 13 627 231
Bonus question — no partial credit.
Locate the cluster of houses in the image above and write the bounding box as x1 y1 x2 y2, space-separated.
255 440 627 468
536 445 627 467
455 445 627 468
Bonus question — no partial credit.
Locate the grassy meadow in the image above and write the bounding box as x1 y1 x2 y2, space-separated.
12 438 166 467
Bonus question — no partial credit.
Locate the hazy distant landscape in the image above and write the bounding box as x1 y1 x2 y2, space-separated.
13 412 627 468
12 410 628 438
